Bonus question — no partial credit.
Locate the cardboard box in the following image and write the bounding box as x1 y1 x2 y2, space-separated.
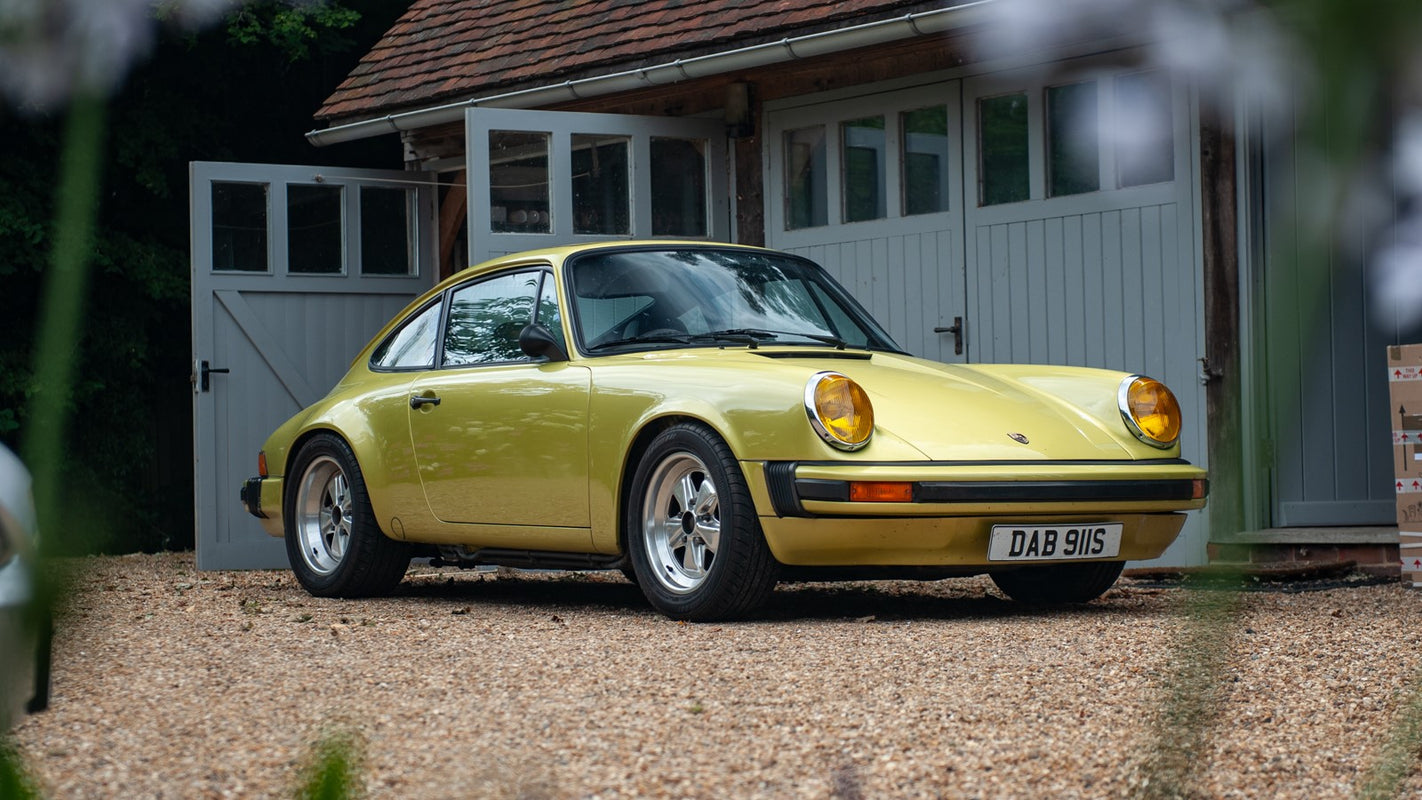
1402 533 1422 587
1391 344 1422 587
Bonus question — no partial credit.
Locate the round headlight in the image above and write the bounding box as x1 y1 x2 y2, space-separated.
1118 375 1182 447
805 372 873 450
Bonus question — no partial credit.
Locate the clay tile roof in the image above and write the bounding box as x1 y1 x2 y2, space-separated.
316 0 954 124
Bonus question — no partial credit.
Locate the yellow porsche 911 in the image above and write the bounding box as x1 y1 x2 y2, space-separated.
240 242 1206 620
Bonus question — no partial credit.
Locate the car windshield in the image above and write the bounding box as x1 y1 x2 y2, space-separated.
567 248 902 354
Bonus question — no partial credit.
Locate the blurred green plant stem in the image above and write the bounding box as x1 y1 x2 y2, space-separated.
21 92 105 544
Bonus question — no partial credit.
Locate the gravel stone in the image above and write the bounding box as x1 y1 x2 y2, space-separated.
8 553 1422 798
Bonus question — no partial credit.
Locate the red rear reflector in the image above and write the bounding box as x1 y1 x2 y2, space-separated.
849 482 913 502
258 451 268 478
1193 479 1208 500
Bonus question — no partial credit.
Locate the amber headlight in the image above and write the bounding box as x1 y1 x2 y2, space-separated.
805 371 873 450
1118 375 1182 448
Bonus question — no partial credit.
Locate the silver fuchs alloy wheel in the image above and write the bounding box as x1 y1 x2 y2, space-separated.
626 423 779 621
283 433 410 598
293 455 350 576
641 452 721 595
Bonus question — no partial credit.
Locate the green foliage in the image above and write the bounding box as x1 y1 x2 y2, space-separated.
0 741 41 800
0 0 410 555
1354 665 1422 800
227 2 363 62
297 731 364 800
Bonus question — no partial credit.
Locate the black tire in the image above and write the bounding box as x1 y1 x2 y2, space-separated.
626 423 779 620
989 561 1125 604
284 433 410 598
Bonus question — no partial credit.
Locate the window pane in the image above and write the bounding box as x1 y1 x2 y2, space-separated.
1047 81 1100 197
443 271 540 366
360 187 414 275
572 134 629 235
978 93 1030 206
490 131 551 233
211 182 268 272
784 126 827 229
842 116 886 223
1116 70 1175 187
535 273 566 352
902 106 949 215
288 184 343 274
651 138 707 236
371 301 439 369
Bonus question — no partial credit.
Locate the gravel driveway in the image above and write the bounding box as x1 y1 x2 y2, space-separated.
7 553 1421 798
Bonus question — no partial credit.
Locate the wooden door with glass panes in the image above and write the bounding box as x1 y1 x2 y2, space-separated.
765 59 1206 564
464 108 729 261
959 62 1205 564
765 84 968 363
190 162 437 569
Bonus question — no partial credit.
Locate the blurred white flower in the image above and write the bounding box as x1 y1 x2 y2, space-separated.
0 0 237 111
976 0 1297 118
1372 215 1422 330
1392 112 1422 197
1374 111 1422 330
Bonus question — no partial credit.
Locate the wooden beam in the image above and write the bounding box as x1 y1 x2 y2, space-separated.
1200 104 1243 544
439 172 467 279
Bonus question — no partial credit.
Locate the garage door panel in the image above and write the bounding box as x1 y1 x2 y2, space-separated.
191 161 437 570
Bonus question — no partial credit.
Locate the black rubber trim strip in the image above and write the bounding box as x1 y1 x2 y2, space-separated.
914 479 1204 503
795 479 851 503
754 351 873 360
761 461 1205 516
792 478 1198 505
784 458 1194 468
240 477 267 520
764 461 803 517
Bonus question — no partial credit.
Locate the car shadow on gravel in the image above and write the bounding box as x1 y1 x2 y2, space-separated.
390 570 1173 623
757 582 1173 623
395 572 655 615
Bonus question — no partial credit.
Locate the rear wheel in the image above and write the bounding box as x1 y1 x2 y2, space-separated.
285 433 410 597
989 561 1124 604
627 423 779 620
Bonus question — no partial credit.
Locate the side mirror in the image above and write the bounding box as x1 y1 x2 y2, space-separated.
518 323 569 363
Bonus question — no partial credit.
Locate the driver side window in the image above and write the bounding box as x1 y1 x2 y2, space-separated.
443 270 542 367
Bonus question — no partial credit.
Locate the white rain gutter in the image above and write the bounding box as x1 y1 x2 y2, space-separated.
305 0 998 147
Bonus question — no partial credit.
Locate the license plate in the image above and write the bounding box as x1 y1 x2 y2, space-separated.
988 523 1123 561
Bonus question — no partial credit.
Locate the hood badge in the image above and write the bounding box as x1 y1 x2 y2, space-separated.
1007 433 1030 445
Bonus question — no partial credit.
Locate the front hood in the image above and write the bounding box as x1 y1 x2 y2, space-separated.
835 354 1145 460
598 347 1167 462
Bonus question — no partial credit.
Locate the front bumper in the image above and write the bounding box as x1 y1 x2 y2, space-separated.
239 476 285 538
746 459 1206 567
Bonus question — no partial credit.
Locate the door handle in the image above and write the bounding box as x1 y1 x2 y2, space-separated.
409 394 442 409
933 316 964 356
200 360 230 392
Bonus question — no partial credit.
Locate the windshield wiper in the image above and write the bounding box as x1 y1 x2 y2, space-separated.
691 328 848 350
584 332 692 351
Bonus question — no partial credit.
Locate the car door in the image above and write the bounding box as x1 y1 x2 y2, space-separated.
407 269 592 535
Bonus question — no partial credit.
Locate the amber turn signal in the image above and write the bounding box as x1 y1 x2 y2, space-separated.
257 451 268 478
849 481 913 502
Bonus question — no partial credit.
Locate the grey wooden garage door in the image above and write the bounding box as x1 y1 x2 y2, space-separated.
190 162 436 569
767 59 1207 565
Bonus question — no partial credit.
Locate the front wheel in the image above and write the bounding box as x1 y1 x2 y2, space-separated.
627 423 779 620
285 433 410 597
989 561 1125 604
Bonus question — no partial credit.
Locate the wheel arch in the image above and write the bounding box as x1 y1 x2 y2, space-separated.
279 423 402 541
615 413 733 557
